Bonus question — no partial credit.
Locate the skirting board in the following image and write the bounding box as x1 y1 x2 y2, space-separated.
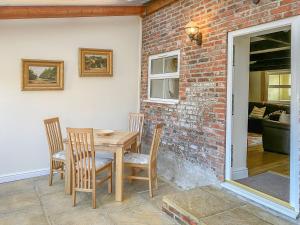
0 168 49 184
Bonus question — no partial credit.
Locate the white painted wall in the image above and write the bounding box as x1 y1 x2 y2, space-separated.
232 36 250 180
0 17 141 179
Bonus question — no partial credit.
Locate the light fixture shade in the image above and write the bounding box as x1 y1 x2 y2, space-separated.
185 21 199 35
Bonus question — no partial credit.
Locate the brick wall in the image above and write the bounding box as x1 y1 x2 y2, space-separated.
141 0 300 182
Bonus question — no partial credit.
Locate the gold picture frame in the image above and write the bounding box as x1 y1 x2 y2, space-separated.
22 59 64 91
79 48 113 77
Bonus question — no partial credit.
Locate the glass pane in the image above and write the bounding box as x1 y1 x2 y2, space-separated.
164 56 178 73
279 88 291 101
268 88 279 101
164 78 179 99
268 75 279 85
151 58 163 74
150 79 164 98
280 74 291 85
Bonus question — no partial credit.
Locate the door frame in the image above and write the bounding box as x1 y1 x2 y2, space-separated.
223 16 300 219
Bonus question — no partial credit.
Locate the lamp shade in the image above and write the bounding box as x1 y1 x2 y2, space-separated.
185 21 199 35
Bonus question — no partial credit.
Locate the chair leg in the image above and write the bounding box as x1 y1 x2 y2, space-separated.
72 190 76 207
148 173 153 198
129 167 136 184
92 190 96 209
108 164 112 194
49 160 53 186
154 175 158 190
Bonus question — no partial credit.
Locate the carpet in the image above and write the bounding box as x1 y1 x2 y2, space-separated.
237 171 289 202
247 133 262 147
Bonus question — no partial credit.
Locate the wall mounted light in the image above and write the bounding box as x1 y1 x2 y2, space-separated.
185 21 202 46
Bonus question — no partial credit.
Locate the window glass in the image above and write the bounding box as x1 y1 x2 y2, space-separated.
268 88 280 101
268 75 279 85
150 79 164 98
280 74 291 85
267 71 291 102
149 51 180 101
164 78 179 99
151 58 163 74
279 88 291 101
164 56 178 73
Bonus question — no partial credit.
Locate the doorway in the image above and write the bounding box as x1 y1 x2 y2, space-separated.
223 17 300 219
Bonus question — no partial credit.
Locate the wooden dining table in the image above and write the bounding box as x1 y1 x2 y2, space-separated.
63 129 139 202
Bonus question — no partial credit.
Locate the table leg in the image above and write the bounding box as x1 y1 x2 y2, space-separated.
115 147 124 201
64 143 72 195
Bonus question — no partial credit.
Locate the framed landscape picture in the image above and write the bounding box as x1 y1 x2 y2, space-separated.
79 48 113 77
22 59 64 91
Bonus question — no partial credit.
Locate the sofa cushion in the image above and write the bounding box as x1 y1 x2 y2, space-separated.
279 111 290 124
248 102 290 116
264 110 284 121
249 106 266 118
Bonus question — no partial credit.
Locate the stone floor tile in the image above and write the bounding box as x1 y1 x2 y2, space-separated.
34 175 65 197
201 186 246 206
163 188 241 220
138 181 182 210
49 209 114 225
40 190 92 216
108 201 176 225
97 190 147 214
241 204 297 225
201 207 272 225
0 205 48 225
0 178 36 197
0 190 40 214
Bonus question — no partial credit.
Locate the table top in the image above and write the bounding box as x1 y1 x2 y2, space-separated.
63 129 138 147
93 129 138 146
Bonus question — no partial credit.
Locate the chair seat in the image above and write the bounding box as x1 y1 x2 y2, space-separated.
124 153 149 164
77 157 112 170
52 150 66 161
96 151 114 160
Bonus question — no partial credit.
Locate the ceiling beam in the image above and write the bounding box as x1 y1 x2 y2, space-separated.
250 46 291 55
143 0 178 16
0 6 145 19
261 36 290 45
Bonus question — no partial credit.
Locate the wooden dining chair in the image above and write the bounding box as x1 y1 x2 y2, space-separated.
67 128 113 209
124 123 164 197
128 112 144 153
44 117 65 186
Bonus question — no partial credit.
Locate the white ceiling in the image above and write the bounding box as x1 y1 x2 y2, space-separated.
0 0 150 6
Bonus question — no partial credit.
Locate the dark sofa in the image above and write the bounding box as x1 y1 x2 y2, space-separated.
248 102 290 134
262 119 290 155
248 102 290 155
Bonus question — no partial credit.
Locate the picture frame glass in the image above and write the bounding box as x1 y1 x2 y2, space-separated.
22 59 64 91
80 48 113 77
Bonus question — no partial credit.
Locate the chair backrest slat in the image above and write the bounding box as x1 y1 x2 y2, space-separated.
129 113 144 143
44 117 64 155
149 124 164 165
67 128 95 190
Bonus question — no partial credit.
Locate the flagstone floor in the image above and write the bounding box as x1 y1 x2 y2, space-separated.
0 174 298 225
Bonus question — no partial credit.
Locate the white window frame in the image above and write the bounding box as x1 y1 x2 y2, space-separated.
147 50 180 104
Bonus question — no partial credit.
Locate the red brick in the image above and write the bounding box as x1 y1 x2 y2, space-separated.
141 0 299 181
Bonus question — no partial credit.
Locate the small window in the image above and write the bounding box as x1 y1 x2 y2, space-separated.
148 50 180 103
267 71 291 102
